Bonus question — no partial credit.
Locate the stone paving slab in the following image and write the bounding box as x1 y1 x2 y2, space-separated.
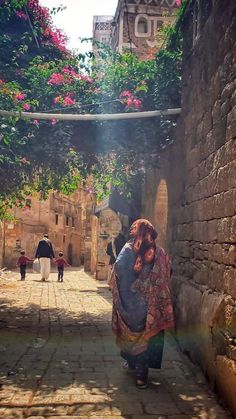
0 268 231 418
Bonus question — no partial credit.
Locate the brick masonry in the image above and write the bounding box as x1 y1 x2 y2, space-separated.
142 0 236 415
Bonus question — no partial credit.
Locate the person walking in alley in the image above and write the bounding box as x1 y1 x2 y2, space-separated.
110 219 174 389
35 234 55 281
54 252 70 282
16 250 33 280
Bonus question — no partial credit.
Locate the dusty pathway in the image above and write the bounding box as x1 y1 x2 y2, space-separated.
0 268 230 418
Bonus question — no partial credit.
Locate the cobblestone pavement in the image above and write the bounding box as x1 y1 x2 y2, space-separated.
0 268 231 419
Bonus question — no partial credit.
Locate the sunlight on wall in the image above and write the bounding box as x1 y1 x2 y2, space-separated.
154 179 168 249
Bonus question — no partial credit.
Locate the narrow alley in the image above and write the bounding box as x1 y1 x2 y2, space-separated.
0 269 230 419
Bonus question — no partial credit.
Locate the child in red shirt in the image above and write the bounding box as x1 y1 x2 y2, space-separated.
16 250 33 280
55 252 70 282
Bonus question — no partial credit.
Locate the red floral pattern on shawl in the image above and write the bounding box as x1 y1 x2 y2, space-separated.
111 245 174 355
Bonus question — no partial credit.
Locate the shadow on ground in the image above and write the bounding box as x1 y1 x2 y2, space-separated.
0 271 230 418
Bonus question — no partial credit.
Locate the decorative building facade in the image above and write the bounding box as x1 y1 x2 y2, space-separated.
92 15 113 46
110 0 178 58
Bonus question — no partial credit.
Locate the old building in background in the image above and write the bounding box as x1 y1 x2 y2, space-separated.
110 0 178 58
1 190 85 268
92 15 113 46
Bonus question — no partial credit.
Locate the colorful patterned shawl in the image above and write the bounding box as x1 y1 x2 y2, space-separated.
110 242 174 355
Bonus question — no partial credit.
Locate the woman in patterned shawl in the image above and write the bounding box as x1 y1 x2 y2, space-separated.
110 218 174 389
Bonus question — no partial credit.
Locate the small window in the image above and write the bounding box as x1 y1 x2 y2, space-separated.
72 217 75 227
55 214 59 225
138 18 148 34
25 198 31 208
66 216 69 226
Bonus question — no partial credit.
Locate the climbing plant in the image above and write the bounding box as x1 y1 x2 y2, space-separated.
0 0 185 218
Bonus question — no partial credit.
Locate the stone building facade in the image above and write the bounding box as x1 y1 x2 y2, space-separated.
92 15 113 46
142 0 236 414
1 190 84 268
111 0 177 58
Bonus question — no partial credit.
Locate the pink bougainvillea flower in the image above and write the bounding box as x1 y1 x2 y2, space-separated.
43 27 67 52
93 87 101 94
126 98 133 107
23 103 31 111
176 0 181 5
63 96 76 106
54 96 62 104
14 92 26 101
75 74 93 83
33 119 39 126
20 157 30 164
120 90 132 98
0 79 5 84
132 98 142 109
48 73 64 85
15 11 28 20
51 118 57 125
62 67 71 74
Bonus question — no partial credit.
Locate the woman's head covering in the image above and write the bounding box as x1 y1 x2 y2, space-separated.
129 219 157 272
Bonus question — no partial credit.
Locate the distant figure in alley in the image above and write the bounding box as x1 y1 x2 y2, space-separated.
16 250 33 281
54 251 70 282
35 234 55 281
110 219 174 389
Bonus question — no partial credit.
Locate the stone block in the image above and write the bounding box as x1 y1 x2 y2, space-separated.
186 145 200 171
223 268 236 299
174 241 193 259
198 154 214 180
176 223 193 241
208 243 235 265
202 131 217 160
212 99 221 125
202 110 213 137
215 356 236 416
207 219 218 242
208 262 225 291
221 81 236 104
193 262 209 285
199 171 218 199
227 105 236 132
213 190 236 218
212 117 227 150
192 221 208 242
216 160 236 193
217 216 236 242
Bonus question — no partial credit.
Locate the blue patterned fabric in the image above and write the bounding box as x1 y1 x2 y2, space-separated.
115 241 150 332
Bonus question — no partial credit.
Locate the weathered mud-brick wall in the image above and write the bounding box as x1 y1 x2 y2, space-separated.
143 0 236 414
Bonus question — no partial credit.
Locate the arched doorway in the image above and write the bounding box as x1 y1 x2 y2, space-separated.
67 243 73 266
154 179 168 249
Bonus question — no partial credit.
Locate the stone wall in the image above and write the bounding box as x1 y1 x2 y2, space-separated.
142 0 236 414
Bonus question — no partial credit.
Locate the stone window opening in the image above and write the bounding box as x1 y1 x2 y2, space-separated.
25 198 31 208
65 216 69 227
138 18 148 34
72 217 75 228
55 213 59 225
135 15 151 37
